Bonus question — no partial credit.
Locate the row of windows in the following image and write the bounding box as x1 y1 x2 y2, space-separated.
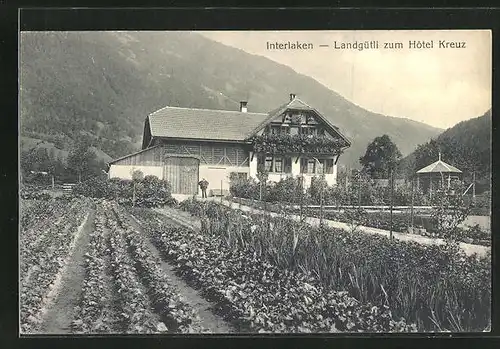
258 156 335 174
268 125 326 136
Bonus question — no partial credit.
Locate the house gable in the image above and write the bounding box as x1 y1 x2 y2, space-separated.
246 97 351 146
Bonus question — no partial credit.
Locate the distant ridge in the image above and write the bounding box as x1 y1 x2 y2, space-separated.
20 31 442 167
399 109 491 183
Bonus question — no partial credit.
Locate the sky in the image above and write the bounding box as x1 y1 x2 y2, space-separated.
200 30 491 129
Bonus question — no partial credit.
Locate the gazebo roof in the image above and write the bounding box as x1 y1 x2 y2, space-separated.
416 154 462 174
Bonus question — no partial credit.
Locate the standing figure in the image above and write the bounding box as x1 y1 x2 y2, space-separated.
198 178 209 198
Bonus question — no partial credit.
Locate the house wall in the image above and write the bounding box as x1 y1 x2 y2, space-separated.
199 165 250 196
109 164 163 180
110 142 252 196
248 154 338 188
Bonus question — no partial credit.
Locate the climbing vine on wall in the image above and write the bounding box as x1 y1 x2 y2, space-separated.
248 134 347 155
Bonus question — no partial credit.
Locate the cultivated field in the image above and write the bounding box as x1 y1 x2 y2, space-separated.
19 195 491 334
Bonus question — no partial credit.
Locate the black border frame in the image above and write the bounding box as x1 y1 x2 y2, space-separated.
2 5 499 349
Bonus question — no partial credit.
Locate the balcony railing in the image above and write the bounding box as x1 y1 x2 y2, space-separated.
248 134 348 155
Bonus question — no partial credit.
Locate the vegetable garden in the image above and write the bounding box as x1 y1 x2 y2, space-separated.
20 187 491 333
177 199 491 332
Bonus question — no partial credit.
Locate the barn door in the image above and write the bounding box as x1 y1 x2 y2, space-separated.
163 157 199 195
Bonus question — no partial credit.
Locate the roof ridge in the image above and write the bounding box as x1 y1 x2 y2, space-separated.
149 105 267 116
292 97 314 109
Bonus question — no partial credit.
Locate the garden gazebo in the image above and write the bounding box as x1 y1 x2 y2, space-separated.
416 153 462 199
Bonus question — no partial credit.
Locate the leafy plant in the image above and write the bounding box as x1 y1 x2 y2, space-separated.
248 134 347 155
178 200 491 332
431 181 472 243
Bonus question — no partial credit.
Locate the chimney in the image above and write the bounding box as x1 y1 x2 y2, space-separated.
240 101 248 113
289 93 296 101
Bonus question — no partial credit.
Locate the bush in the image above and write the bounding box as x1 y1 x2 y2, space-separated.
267 176 303 204
72 176 112 199
20 186 52 200
72 175 175 208
229 177 261 200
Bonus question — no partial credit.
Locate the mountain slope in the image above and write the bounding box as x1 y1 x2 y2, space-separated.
20 31 442 167
399 110 491 183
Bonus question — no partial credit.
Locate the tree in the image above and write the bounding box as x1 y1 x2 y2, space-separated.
67 136 96 182
131 169 144 207
431 180 471 243
359 135 402 179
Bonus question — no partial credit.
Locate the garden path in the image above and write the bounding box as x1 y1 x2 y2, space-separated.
126 210 234 333
205 198 489 258
39 208 95 334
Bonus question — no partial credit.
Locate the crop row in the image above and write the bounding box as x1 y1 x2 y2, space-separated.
104 202 162 333
111 203 207 333
72 203 113 333
20 198 77 257
20 198 66 231
20 198 92 333
131 208 416 333
69 200 206 334
179 199 491 332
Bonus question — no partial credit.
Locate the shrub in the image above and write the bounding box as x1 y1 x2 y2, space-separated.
267 176 303 204
72 175 174 208
229 177 261 200
72 176 112 199
20 186 52 200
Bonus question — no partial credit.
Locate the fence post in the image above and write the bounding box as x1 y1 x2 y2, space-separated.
410 176 414 233
389 168 394 240
472 171 476 201
319 183 324 229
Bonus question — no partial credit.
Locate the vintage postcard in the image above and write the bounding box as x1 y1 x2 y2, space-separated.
19 29 491 334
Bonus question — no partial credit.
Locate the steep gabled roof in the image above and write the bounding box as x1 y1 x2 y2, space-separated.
147 106 268 142
246 96 351 147
143 96 351 148
416 157 462 174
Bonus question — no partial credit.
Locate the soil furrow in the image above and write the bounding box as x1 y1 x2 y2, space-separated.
126 211 233 333
39 208 95 334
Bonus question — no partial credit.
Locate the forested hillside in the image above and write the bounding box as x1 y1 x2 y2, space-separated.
399 110 491 186
20 31 443 180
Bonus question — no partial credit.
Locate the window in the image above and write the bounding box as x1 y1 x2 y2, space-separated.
300 158 334 174
301 127 317 136
324 159 334 174
281 126 290 134
265 156 273 172
234 172 247 180
307 160 315 174
258 156 292 173
301 158 315 174
274 158 282 172
283 157 292 173
316 161 324 174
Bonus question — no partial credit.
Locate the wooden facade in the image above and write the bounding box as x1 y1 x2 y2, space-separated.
163 157 199 195
153 139 250 167
109 142 251 195
110 146 201 195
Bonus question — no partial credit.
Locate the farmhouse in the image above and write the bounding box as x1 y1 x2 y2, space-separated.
108 94 351 196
